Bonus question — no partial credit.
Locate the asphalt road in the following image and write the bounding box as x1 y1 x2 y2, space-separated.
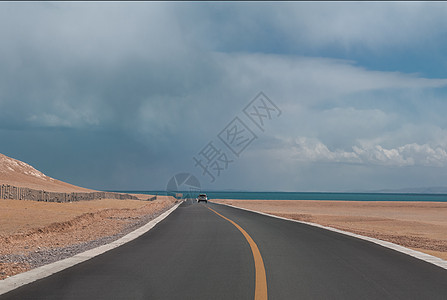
2 201 447 299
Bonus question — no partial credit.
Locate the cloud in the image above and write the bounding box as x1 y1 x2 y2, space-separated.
274 2 447 50
282 137 447 167
1 3 447 190
178 2 447 54
217 53 447 100
1 4 446 134
288 137 360 163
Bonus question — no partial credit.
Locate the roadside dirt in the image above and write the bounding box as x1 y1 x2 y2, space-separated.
0 196 176 280
214 199 447 261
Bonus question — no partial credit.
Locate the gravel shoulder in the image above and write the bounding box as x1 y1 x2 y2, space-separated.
0 196 177 280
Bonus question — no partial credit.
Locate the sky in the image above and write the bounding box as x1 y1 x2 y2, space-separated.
2 2 447 192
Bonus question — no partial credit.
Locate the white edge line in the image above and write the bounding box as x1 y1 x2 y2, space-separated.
212 201 447 271
0 201 183 295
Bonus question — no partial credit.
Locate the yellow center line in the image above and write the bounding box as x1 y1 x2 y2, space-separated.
207 206 268 300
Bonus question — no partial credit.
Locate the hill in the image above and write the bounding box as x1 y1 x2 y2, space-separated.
0 153 93 193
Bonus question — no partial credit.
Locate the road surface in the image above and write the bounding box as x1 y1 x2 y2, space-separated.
1 201 447 299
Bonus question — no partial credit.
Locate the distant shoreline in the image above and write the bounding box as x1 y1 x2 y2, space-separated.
111 190 447 202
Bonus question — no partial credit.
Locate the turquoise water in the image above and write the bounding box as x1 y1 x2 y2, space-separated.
113 191 447 202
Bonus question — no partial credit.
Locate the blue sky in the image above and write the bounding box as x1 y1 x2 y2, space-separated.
1 2 447 192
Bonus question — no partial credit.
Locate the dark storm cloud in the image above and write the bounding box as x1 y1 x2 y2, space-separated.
0 3 212 129
2 2 447 191
0 3 257 189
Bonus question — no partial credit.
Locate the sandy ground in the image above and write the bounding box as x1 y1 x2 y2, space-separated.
0 153 180 280
213 199 447 261
0 195 176 280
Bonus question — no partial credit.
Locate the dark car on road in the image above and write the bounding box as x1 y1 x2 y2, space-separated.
197 194 208 203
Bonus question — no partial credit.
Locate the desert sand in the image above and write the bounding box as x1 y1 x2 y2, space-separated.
213 199 447 261
0 153 177 279
0 196 176 279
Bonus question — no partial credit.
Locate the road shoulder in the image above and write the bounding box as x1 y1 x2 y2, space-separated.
212 201 447 271
0 201 182 296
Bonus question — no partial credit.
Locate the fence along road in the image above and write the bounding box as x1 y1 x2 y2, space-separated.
0 184 137 202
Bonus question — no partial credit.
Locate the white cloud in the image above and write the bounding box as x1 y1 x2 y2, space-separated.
214 53 447 118
26 104 100 128
289 137 360 163
283 137 447 167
